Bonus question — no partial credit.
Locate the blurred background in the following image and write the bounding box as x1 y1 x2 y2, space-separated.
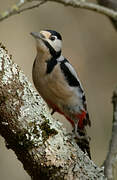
0 0 117 179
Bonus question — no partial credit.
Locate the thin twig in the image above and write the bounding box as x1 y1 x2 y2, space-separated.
103 90 117 180
0 0 46 21
0 0 117 22
0 0 27 21
19 1 46 12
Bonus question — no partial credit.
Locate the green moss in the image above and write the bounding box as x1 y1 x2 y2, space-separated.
15 130 34 150
29 121 35 127
0 95 7 105
13 117 58 149
40 165 63 180
29 122 40 138
40 119 58 141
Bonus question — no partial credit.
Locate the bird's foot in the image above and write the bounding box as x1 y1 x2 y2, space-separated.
51 109 56 115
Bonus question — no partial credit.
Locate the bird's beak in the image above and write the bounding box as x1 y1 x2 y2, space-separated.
30 32 45 40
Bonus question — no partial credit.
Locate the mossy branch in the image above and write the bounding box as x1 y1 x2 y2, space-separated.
0 44 105 179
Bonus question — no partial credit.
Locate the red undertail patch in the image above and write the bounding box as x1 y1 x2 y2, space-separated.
47 100 86 129
47 100 74 126
75 111 86 129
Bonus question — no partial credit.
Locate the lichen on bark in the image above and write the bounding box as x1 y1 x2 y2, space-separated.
0 44 105 179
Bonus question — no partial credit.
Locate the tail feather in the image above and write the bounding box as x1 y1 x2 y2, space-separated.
75 111 91 129
75 111 91 159
86 112 91 127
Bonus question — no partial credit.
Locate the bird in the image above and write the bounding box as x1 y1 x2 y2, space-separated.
31 30 91 158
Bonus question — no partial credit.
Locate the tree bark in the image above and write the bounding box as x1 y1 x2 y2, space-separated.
0 45 105 179
103 90 117 180
97 0 117 30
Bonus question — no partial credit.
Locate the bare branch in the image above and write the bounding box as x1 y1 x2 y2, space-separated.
97 0 117 11
0 0 27 21
18 1 46 13
0 0 47 22
103 90 117 180
94 2 117 178
0 44 105 179
97 0 117 30
0 0 117 22
52 0 117 19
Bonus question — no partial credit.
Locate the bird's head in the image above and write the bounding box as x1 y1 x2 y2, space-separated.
31 30 62 58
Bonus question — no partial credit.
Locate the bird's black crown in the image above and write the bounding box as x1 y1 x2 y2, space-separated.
46 30 62 40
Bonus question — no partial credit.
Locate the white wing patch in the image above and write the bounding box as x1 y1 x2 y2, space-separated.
64 61 86 111
57 55 64 62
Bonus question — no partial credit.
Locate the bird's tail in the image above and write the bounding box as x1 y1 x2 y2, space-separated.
75 111 91 159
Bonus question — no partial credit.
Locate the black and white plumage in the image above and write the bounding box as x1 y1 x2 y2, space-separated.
31 30 91 158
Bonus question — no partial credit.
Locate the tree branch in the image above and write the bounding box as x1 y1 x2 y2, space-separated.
97 0 117 11
0 44 105 179
0 0 117 22
0 0 46 22
103 89 117 180
95 1 117 178
0 0 27 21
97 0 117 30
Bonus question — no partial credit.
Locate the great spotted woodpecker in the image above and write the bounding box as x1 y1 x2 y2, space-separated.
31 30 91 158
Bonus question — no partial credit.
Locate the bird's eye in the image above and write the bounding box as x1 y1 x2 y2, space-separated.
50 36 55 41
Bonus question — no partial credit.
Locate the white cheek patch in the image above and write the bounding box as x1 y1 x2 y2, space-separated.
47 39 62 52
